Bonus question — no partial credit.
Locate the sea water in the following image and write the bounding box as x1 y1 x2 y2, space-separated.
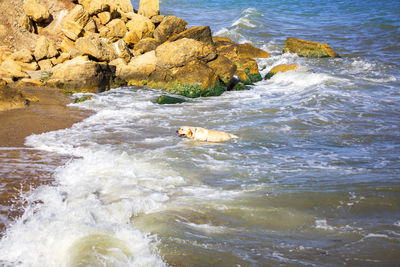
1 0 400 265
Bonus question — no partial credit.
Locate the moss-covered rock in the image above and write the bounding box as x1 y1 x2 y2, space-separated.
155 95 186 104
283 38 339 58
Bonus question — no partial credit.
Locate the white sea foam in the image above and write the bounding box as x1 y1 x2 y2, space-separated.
315 219 335 231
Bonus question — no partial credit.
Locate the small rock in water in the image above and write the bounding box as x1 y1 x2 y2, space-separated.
156 95 186 104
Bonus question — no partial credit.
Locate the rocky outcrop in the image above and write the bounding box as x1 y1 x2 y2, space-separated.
283 38 339 58
0 0 275 98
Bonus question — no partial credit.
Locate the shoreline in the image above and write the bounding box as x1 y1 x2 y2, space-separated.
0 86 92 147
0 85 92 235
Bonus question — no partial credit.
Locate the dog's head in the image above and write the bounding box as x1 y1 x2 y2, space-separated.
177 126 195 138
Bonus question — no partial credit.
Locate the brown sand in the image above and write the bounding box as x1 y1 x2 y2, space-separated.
0 86 92 235
0 86 91 147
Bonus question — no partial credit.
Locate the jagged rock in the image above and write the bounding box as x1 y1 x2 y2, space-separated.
168 26 214 45
0 79 6 86
38 59 53 70
24 0 50 23
10 49 34 63
124 14 155 46
153 16 187 43
134 38 161 54
98 11 111 25
283 38 339 58
265 63 299 79
34 36 59 61
112 39 132 63
51 53 71 65
84 18 98 34
60 37 75 53
0 59 29 79
75 35 116 62
155 38 217 69
117 50 156 84
207 55 237 85
151 15 164 26
105 19 127 42
19 16 36 33
0 87 29 112
138 0 159 18
18 61 39 72
65 4 90 27
48 56 115 93
85 0 110 15
108 0 134 13
62 20 84 41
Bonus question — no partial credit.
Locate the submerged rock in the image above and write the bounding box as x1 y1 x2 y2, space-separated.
156 95 186 104
283 37 339 58
0 86 29 112
265 63 299 80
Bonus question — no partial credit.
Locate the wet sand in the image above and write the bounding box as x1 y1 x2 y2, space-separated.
0 86 92 235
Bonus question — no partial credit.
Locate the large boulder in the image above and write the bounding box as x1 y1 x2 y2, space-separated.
109 0 134 13
64 4 90 27
62 20 84 41
234 57 262 84
214 37 270 59
153 16 187 43
134 38 162 54
24 0 50 23
104 19 127 41
75 35 116 62
155 38 217 69
207 55 237 85
283 38 339 58
34 36 59 61
168 26 214 45
116 50 156 85
0 87 29 112
9 49 34 63
48 56 115 93
138 0 159 18
112 39 132 63
0 59 29 79
124 14 155 46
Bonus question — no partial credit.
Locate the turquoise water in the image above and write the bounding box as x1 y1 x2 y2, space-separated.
1 0 400 266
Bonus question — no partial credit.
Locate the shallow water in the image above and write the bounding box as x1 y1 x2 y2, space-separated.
1 0 400 266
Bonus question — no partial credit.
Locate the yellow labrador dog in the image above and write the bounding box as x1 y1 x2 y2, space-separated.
177 126 238 142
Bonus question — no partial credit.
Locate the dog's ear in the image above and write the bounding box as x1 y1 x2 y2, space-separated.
187 128 193 137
